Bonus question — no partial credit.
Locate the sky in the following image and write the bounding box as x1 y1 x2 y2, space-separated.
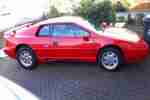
0 0 49 31
0 0 48 17
0 0 141 18
0 0 81 15
0 0 137 15
0 0 82 15
49 0 81 13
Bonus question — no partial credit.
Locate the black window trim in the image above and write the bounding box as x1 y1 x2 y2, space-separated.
36 24 52 37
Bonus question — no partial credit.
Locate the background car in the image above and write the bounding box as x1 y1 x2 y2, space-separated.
3 16 149 71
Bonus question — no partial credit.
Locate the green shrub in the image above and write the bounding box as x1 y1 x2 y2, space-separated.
114 1 128 12
75 0 116 28
48 6 61 18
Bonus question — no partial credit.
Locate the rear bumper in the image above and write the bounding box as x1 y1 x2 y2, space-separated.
3 47 16 59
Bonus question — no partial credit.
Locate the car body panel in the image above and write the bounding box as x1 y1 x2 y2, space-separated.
3 16 149 65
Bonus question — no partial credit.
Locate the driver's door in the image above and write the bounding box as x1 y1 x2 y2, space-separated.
50 23 97 61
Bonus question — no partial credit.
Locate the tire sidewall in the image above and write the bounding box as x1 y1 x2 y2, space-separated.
16 47 37 70
98 48 123 71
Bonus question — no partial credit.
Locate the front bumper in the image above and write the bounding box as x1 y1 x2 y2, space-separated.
124 40 149 63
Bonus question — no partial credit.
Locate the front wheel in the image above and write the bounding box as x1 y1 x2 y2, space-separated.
16 47 38 70
98 48 123 71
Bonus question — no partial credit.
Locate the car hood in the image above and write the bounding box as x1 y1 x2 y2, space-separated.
97 27 140 43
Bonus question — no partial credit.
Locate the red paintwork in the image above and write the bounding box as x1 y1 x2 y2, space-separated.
3 17 149 64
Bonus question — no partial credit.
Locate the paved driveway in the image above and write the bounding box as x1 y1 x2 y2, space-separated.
0 55 150 100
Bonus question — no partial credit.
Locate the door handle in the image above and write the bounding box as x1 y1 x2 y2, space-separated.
53 41 58 46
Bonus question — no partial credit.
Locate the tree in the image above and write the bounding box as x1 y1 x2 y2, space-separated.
122 0 131 8
48 6 61 18
75 0 116 28
115 1 128 12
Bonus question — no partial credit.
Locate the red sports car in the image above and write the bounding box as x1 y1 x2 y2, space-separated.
3 16 149 71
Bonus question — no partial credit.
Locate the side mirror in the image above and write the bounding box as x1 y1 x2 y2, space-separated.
83 36 90 41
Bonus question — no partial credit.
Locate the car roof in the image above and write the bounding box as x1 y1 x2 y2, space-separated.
37 16 84 25
36 16 97 32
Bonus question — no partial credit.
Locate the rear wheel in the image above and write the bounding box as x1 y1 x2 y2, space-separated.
98 47 123 71
16 46 38 70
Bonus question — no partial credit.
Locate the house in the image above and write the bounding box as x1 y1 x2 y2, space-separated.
130 0 150 12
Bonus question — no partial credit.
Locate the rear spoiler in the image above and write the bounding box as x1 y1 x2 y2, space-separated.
12 23 33 31
4 23 33 38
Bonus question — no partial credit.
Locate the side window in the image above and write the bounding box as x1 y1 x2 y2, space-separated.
68 24 89 37
38 25 50 36
52 23 89 37
52 24 74 37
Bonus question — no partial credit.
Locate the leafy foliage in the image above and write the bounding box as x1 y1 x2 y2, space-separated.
75 0 116 28
48 6 61 18
115 1 128 12
122 0 131 8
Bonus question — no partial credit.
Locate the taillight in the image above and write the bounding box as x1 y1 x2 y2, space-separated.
4 30 16 38
11 30 16 37
5 40 9 46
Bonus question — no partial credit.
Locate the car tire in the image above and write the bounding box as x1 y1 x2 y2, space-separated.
16 46 38 70
98 47 123 71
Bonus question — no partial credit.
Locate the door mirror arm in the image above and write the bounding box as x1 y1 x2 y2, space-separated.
83 36 90 41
